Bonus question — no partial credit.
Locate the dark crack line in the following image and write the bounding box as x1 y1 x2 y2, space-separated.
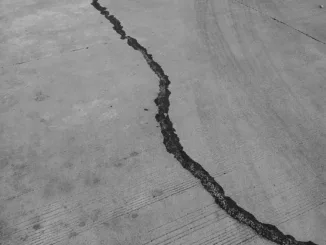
91 1 317 244
270 17 326 45
0 43 109 69
234 0 326 45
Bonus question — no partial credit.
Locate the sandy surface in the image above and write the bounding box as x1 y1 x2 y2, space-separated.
0 0 326 244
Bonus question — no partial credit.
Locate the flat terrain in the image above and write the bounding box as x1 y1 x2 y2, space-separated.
0 0 326 244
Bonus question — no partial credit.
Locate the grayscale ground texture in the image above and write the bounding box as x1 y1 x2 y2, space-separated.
0 1 326 245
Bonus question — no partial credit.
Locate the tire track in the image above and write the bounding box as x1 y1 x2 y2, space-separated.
91 1 317 244
144 178 325 245
22 168 323 245
17 163 233 245
196 0 325 178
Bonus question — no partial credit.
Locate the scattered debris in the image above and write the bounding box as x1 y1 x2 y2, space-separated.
34 91 49 102
32 224 41 230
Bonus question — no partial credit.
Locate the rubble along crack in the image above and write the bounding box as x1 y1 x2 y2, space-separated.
91 1 317 244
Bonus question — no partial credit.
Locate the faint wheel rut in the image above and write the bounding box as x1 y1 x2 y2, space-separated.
91 1 317 244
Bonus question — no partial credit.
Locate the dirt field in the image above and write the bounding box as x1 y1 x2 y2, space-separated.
1 0 326 244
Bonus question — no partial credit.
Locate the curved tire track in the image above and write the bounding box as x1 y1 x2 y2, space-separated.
91 1 317 244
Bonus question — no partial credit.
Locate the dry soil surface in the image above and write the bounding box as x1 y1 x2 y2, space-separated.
1 0 326 245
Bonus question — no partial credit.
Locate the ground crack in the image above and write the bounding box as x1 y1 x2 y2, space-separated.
91 1 317 244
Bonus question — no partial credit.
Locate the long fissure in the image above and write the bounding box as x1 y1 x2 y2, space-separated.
91 1 317 244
